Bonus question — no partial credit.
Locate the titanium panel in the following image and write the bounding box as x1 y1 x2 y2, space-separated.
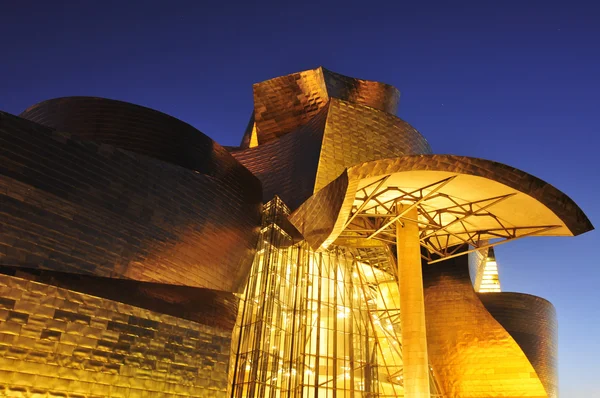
231 105 329 210
0 111 261 292
232 98 431 210
314 98 432 191
0 273 232 397
423 252 548 397
251 66 404 145
252 67 329 144
0 266 239 330
480 292 558 398
322 67 400 115
288 170 349 248
19 97 257 189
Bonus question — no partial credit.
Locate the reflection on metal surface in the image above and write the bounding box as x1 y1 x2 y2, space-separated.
232 100 430 210
0 273 233 397
20 97 258 186
0 111 261 293
480 292 558 398
290 154 594 256
0 265 239 330
423 250 548 397
231 106 329 209
251 67 401 145
314 98 431 192
0 66 594 397
232 67 431 210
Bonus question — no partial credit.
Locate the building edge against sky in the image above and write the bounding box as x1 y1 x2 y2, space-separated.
0 67 593 397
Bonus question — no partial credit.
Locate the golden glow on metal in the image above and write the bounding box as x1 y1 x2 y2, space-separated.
230 199 444 398
0 274 232 397
339 176 563 264
424 255 549 398
3 67 586 398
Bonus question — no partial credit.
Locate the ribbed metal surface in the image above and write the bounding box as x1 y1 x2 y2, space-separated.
423 252 548 397
0 111 261 292
0 273 232 397
480 292 558 398
253 67 328 144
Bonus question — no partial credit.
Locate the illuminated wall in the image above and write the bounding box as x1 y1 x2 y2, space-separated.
423 252 550 397
0 67 590 398
0 110 261 293
0 273 232 397
470 247 501 293
230 198 443 398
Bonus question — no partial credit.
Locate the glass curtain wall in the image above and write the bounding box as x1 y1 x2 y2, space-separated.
230 198 443 398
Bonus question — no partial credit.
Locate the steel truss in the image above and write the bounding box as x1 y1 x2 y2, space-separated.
340 175 561 263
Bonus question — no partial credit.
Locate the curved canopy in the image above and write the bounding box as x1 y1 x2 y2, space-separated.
290 155 593 261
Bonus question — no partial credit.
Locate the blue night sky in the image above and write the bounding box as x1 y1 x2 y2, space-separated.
2 1 598 395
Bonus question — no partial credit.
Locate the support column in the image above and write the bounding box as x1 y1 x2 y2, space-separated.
396 206 430 398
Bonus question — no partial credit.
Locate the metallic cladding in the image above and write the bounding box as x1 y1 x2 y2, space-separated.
0 111 261 293
0 66 593 398
252 67 328 144
288 170 349 247
251 66 402 145
18 97 261 196
0 266 239 331
423 252 548 397
480 292 558 398
0 273 232 397
314 98 432 191
232 97 431 211
322 67 400 115
231 106 329 210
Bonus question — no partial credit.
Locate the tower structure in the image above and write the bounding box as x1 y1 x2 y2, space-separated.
0 67 593 398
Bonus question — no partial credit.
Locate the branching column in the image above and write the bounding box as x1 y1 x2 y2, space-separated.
396 206 430 398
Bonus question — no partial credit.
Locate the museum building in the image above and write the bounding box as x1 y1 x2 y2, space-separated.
0 67 593 398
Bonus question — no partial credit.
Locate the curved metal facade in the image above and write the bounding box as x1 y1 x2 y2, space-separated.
314 98 431 191
423 252 549 397
19 96 256 188
323 68 400 114
233 70 431 210
231 105 329 209
480 292 558 398
0 111 261 292
0 66 594 398
290 154 594 250
250 66 401 145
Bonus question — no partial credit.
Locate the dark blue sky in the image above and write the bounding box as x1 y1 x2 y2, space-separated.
2 1 598 394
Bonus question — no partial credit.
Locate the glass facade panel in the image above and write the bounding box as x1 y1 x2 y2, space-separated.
230 198 443 397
